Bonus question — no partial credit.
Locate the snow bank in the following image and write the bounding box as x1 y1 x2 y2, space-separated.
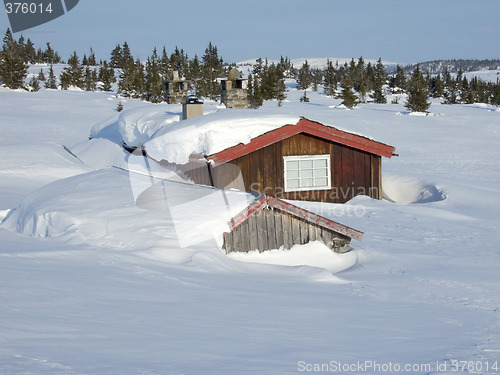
227 241 358 275
118 106 181 147
382 174 446 204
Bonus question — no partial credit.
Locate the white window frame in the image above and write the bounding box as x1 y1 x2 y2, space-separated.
283 154 332 192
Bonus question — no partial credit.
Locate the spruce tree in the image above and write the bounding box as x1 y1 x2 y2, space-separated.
98 61 116 91
38 68 46 81
296 60 312 91
370 58 387 103
391 65 407 93
338 75 358 109
145 49 164 103
60 51 84 89
405 64 431 113
323 60 338 97
28 76 40 92
200 42 224 100
0 29 28 89
84 66 98 91
44 65 57 89
247 73 263 108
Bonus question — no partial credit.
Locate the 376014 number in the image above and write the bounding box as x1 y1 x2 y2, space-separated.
5 2 54 14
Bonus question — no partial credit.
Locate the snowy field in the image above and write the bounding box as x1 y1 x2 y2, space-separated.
1 83 500 374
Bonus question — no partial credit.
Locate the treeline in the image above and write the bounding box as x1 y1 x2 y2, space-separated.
1 28 499 112
404 59 500 75
282 57 500 111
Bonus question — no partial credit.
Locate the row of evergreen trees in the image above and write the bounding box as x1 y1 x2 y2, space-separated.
1 28 499 112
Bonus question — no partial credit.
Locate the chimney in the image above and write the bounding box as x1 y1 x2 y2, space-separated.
182 96 203 120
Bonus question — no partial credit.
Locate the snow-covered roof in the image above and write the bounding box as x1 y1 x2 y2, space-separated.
115 107 395 165
132 109 300 164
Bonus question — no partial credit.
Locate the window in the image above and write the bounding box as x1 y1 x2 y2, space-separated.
284 154 331 192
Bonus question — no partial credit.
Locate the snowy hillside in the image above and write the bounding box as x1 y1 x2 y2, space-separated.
1 85 500 374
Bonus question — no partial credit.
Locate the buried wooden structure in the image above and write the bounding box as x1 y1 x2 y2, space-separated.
176 117 397 204
223 195 363 254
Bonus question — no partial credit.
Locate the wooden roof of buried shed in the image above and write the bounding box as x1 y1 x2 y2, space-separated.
226 194 364 241
207 117 397 166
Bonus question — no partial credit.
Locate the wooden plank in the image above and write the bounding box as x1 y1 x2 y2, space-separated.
232 225 242 253
223 232 232 253
265 208 278 250
256 209 268 252
291 215 301 248
353 149 366 198
240 216 251 253
282 214 293 250
248 213 259 251
299 218 309 245
308 221 317 242
274 210 284 249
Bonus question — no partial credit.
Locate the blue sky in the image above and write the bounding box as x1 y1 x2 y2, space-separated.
1 0 499 64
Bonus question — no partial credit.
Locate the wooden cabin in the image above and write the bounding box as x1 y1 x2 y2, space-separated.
223 195 363 253
175 117 396 204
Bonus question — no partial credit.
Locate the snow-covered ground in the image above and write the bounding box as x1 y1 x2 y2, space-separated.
1 84 500 374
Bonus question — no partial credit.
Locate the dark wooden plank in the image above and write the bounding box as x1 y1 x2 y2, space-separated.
248 213 259 251
299 218 309 245
265 208 278 250
240 219 251 253
274 210 284 249
332 144 343 203
256 209 268 252
291 215 301 248
341 146 355 202
370 155 381 199
223 233 232 253
353 149 366 197
282 214 293 250
232 225 242 253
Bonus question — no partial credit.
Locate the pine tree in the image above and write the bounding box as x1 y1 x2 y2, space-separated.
370 58 387 104
131 59 145 99
442 70 458 104
37 68 46 81
145 49 164 103
110 44 123 68
296 60 312 91
390 65 406 93
0 29 28 89
247 73 263 108
84 66 98 91
323 60 338 97
60 51 84 89
405 64 431 113
430 73 444 98
98 60 115 91
44 65 57 89
338 75 358 109
200 42 224 99
28 76 40 92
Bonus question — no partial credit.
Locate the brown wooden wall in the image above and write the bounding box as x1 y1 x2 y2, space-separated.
223 207 351 253
210 133 381 204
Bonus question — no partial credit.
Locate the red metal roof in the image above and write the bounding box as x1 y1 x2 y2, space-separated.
227 194 364 241
208 117 396 165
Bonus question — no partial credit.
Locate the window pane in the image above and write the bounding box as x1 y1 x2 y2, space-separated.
314 177 328 187
286 160 299 170
287 179 299 189
302 178 314 188
287 170 299 178
314 159 328 168
315 168 328 177
301 160 313 169
301 169 314 178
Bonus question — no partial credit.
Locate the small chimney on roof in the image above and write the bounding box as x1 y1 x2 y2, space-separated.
182 96 203 120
